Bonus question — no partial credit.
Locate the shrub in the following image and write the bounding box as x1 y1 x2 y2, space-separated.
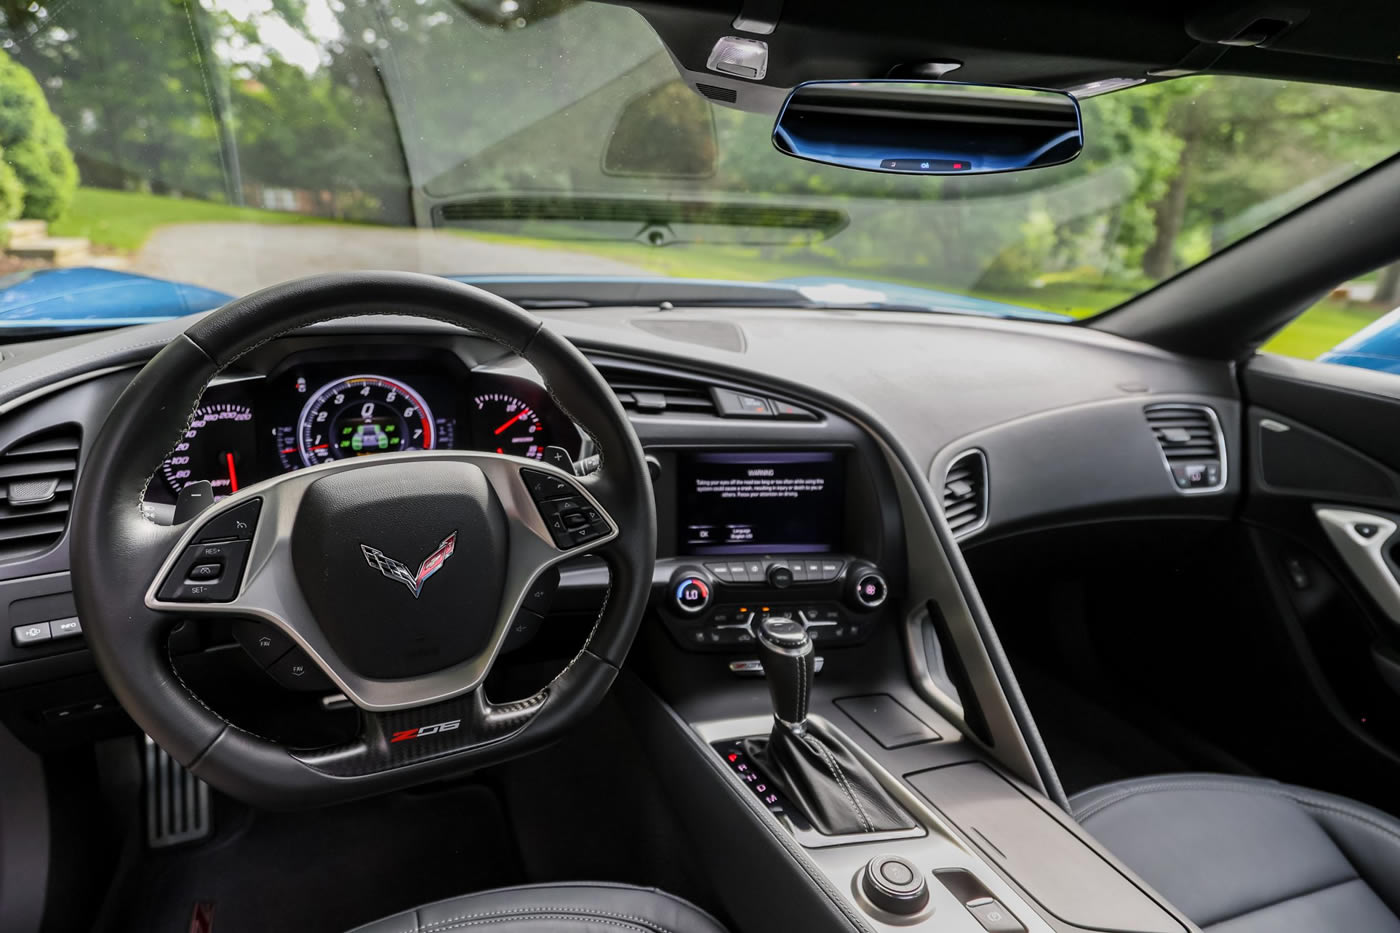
0 56 77 221
0 156 25 224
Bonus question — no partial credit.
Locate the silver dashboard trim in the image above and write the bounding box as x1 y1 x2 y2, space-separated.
1315 506 1400 625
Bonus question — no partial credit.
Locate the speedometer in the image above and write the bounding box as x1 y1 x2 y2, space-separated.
297 375 435 467
161 402 255 497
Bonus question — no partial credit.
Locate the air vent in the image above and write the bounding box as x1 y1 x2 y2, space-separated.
597 366 718 417
0 425 80 561
943 449 988 539
1145 404 1226 494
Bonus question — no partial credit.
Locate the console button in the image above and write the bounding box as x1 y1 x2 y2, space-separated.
966 899 1024 932
194 498 262 542
768 563 794 588
859 855 929 917
707 562 733 583
51 618 83 639
12 621 51 646
820 559 845 581
744 559 764 579
727 561 749 583
789 563 808 583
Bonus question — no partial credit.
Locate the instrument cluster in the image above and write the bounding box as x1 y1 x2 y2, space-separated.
147 347 578 506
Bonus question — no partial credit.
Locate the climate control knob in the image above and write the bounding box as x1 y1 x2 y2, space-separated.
671 570 713 615
846 564 889 611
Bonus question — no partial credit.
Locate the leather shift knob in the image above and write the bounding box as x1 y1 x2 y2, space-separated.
757 616 812 726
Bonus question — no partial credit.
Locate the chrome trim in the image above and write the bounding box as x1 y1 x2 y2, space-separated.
1316 507 1400 625
144 450 617 711
1145 402 1228 496
942 448 988 540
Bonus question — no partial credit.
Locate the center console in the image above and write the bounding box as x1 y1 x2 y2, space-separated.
652 448 897 653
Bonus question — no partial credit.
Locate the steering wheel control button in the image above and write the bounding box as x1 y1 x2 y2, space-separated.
521 468 574 501
235 621 293 668
502 608 544 652
157 539 252 602
674 576 712 614
532 491 610 549
194 498 262 542
268 648 334 691
12 621 52 646
542 446 575 472
858 855 930 919
522 565 560 615
965 898 1023 932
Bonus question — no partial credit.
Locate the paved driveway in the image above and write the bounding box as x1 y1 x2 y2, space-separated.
131 223 651 296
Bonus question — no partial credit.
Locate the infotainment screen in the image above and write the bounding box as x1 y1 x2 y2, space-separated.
677 450 843 555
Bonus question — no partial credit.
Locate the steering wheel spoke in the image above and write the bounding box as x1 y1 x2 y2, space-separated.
146 452 615 711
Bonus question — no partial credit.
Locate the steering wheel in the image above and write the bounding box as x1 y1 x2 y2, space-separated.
69 273 656 808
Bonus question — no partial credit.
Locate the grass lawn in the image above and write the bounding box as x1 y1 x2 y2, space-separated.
44 188 1380 360
49 187 341 252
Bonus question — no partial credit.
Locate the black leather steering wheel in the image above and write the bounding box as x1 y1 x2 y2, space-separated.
70 272 656 808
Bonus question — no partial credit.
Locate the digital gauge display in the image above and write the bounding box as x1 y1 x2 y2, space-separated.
161 403 256 498
294 374 436 467
473 391 547 460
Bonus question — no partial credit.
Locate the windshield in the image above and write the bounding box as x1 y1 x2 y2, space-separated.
2 0 1400 330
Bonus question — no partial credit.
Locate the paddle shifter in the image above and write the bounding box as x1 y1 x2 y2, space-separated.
747 617 916 836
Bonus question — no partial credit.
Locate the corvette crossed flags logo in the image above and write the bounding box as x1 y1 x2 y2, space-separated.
360 531 458 598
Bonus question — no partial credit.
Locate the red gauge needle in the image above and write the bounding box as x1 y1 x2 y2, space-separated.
493 411 528 435
225 452 239 493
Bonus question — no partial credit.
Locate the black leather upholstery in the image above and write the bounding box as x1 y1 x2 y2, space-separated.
345 883 728 933
744 725 916 836
1072 774 1400 933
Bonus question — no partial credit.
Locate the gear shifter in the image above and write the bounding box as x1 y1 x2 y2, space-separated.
746 617 915 836
755 616 812 726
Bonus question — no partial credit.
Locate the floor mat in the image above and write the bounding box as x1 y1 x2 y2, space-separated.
108 782 522 933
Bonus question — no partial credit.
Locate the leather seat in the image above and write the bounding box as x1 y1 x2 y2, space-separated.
1072 774 1400 932
346 882 728 933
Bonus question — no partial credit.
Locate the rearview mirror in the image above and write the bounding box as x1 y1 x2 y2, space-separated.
772 81 1083 176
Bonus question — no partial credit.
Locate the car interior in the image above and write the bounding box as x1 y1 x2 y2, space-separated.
8 1 1400 932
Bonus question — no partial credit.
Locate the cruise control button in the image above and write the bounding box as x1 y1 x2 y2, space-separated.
194 498 262 542
188 562 223 581
157 540 251 602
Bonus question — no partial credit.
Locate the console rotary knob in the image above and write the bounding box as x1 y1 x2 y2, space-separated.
767 562 794 589
858 855 930 920
671 570 713 615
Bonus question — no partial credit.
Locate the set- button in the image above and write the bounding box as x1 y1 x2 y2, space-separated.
156 498 261 603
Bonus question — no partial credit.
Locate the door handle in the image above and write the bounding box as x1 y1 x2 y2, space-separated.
1315 507 1400 624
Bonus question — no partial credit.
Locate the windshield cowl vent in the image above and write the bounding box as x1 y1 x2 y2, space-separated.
1145 404 1226 494
943 449 988 539
0 425 80 562
593 362 817 420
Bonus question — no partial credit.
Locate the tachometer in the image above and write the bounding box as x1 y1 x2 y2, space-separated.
297 375 435 467
474 392 546 460
161 402 256 498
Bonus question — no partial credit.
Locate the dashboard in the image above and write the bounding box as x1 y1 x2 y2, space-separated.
144 346 582 506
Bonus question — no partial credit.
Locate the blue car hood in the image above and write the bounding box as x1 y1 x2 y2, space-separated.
0 267 232 328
